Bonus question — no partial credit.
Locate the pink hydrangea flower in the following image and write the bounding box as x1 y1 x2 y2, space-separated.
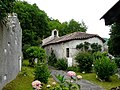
67 71 76 77
32 80 42 90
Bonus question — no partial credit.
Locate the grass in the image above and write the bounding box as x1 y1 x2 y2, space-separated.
78 72 120 90
2 66 34 90
2 60 56 90
2 60 120 90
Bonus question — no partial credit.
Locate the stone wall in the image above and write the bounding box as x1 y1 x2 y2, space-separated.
0 13 22 90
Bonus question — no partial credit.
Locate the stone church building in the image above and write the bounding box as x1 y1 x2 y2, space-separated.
42 29 105 66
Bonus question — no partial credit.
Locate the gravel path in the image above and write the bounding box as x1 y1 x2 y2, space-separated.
50 69 104 90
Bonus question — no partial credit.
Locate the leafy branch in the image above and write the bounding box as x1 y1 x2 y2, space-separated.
0 0 15 24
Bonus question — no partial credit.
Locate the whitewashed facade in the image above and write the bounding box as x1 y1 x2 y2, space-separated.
42 29 105 65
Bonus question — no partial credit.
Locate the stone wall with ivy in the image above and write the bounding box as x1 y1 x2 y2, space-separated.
0 13 22 89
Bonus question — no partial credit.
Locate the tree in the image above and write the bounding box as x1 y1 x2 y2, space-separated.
108 23 120 56
67 19 87 33
26 46 46 66
48 18 87 36
13 1 50 58
48 19 68 36
0 0 15 23
48 19 62 31
48 49 57 66
59 22 68 36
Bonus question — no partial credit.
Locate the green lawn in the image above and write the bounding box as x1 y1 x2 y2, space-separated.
2 60 56 90
78 72 120 90
2 66 34 90
2 60 120 90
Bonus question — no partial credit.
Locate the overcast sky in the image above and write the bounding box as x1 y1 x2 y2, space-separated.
24 0 119 38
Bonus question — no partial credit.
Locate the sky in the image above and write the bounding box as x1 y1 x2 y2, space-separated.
24 0 119 38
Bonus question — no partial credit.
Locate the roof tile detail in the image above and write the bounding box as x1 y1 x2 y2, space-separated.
42 32 105 46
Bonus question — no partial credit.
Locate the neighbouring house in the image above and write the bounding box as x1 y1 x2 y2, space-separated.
0 13 22 89
42 29 105 66
100 0 120 25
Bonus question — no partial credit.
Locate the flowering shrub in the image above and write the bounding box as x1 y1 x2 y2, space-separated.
32 71 82 90
67 71 76 77
32 80 42 90
55 71 81 90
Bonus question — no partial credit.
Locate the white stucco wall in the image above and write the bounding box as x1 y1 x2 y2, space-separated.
44 37 104 65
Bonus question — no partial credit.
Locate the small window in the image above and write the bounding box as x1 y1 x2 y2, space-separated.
4 74 7 81
54 31 57 37
4 49 7 53
8 42 10 46
66 48 69 58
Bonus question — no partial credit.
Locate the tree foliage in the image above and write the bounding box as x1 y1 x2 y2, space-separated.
76 42 90 51
26 46 46 65
76 42 102 53
108 23 120 56
114 57 120 68
49 19 87 36
75 52 93 73
34 63 50 84
56 58 68 70
13 1 50 58
0 0 15 23
67 19 87 33
91 43 102 53
48 49 57 66
94 52 117 81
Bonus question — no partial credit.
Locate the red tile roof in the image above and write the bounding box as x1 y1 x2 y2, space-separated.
42 32 105 47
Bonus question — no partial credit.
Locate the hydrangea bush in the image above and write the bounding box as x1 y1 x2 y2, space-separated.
32 80 42 90
55 71 81 90
32 71 82 90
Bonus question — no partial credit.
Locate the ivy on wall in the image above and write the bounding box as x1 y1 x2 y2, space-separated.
76 42 102 53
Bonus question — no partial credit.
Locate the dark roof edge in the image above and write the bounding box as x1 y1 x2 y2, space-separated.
100 0 120 20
